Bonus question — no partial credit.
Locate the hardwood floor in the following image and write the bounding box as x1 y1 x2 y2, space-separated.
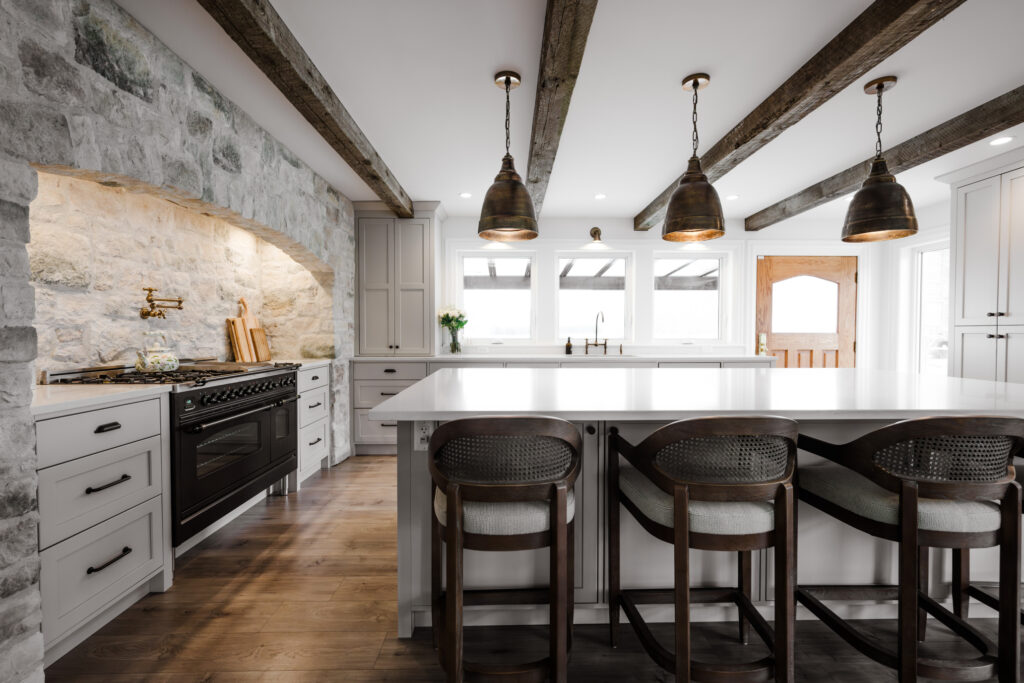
47 455 1010 682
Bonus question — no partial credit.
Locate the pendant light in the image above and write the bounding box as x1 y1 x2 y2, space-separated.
478 71 538 241
841 76 918 242
662 73 724 242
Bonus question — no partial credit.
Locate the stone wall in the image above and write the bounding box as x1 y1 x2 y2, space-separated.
0 0 357 678
28 173 331 370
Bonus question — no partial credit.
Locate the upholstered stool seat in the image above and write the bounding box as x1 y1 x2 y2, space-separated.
800 464 1002 533
433 488 576 536
618 463 774 534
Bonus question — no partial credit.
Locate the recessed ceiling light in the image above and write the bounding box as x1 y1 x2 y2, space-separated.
725 194 740 201
990 136 1015 147
459 192 472 199
594 193 607 200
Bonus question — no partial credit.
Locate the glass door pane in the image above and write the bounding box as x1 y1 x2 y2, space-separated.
918 248 950 374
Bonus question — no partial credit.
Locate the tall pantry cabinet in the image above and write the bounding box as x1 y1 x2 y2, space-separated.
355 202 443 357
945 150 1024 383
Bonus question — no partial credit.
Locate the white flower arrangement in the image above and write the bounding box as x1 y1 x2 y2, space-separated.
437 306 467 330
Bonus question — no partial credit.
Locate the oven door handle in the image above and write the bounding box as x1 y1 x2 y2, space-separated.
278 395 300 406
189 404 273 433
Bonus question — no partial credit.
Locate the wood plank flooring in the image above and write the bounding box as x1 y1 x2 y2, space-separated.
47 455 1010 682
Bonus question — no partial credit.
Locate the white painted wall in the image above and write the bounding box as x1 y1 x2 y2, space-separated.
440 199 951 370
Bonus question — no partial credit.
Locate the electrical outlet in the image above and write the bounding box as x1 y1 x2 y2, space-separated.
414 421 433 451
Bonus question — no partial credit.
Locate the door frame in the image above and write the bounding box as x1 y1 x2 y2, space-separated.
743 240 874 370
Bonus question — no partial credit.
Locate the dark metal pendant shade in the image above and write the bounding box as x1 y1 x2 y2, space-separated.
477 153 538 241
841 156 918 242
662 156 725 242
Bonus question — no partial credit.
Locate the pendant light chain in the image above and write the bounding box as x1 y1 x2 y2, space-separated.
691 78 700 157
505 76 512 155
875 85 884 159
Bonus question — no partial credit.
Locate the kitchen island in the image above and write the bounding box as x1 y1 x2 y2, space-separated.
371 367 1024 637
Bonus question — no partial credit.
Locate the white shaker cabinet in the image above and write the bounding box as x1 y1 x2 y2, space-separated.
946 151 1024 382
356 207 438 357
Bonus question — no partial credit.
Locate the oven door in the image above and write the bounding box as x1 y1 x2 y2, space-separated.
177 401 276 516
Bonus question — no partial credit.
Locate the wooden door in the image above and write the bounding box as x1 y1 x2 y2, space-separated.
357 218 394 355
393 218 432 355
1000 168 1024 326
953 176 1002 326
755 255 857 368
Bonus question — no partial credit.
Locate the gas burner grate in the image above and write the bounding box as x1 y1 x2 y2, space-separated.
56 369 240 385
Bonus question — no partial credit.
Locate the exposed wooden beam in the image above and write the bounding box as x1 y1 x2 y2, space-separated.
559 259 576 278
594 259 615 277
745 84 1024 231
526 0 598 215
633 0 967 232
197 0 414 218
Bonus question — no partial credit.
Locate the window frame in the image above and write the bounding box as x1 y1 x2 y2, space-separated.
453 248 539 345
650 249 731 344
553 249 634 343
908 238 951 375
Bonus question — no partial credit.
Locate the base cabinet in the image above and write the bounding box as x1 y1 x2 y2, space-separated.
293 364 332 489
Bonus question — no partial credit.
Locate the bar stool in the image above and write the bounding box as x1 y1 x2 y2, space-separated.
607 416 799 683
796 416 1024 682
429 416 581 683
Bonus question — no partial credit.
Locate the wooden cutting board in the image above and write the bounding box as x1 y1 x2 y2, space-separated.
250 328 271 362
238 297 259 362
226 317 253 362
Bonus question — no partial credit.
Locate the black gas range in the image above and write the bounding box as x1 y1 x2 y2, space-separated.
45 360 301 547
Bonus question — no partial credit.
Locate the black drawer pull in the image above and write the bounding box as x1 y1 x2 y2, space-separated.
381 423 398 428
94 422 122 434
308 437 323 446
988 311 1007 317
87 546 132 575
311 375 319 381
308 401 323 409
380 392 398 396
85 474 132 495
383 368 397 374
987 334 1008 339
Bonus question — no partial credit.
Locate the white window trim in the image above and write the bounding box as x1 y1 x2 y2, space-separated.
449 246 539 345
650 249 733 345
553 250 634 344
904 235 951 375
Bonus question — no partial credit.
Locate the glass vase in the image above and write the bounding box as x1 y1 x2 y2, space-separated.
448 327 462 354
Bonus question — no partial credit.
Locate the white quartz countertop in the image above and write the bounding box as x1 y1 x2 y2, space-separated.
32 383 172 418
369 367 1024 421
351 354 772 363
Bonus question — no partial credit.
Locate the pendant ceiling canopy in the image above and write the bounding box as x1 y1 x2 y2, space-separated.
841 76 918 243
478 71 538 242
662 73 725 242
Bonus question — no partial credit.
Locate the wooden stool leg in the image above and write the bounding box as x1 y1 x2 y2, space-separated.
918 546 928 642
445 485 464 683
431 513 442 655
952 548 970 619
998 482 1021 683
738 550 751 644
775 484 795 683
608 450 621 648
567 522 575 652
897 481 919 683
673 486 691 683
550 486 569 683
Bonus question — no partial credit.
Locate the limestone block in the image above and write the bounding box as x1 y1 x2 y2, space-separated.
0 516 37 572
0 363 33 407
0 477 35 520
27 228 91 288
0 629 43 683
0 328 36 363
0 199 29 244
0 158 37 205
18 39 84 101
0 282 34 325
72 6 154 103
0 102 73 166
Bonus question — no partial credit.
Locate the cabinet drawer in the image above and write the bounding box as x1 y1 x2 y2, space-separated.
40 496 163 644
354 408 398 444
353 380 416 408
36 399 162 469
298 366 329 393
353 362 427 381
428 362 504 374
299 386 329 427
658 362 721 368
300 418 329 472
38 435 162 550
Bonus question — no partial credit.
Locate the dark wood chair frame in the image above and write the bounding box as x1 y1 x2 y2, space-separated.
796 416 1024 683
607 416 800 683
429 416 583 683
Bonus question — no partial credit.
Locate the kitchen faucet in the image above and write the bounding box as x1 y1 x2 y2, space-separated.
586 311 607 355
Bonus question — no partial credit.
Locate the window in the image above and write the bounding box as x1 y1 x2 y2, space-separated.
558 256 628 340
916 247 949 374
652 257 720 339
460 255 533 339
771 275 838 333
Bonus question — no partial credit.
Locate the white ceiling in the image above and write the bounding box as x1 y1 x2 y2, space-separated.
117 0 1024 225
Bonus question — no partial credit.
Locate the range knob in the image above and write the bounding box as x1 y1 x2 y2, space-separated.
200 394 211 406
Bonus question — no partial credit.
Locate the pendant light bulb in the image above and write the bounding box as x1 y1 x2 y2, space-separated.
478 71 538 242
662 73 725 242
841 76 918 242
